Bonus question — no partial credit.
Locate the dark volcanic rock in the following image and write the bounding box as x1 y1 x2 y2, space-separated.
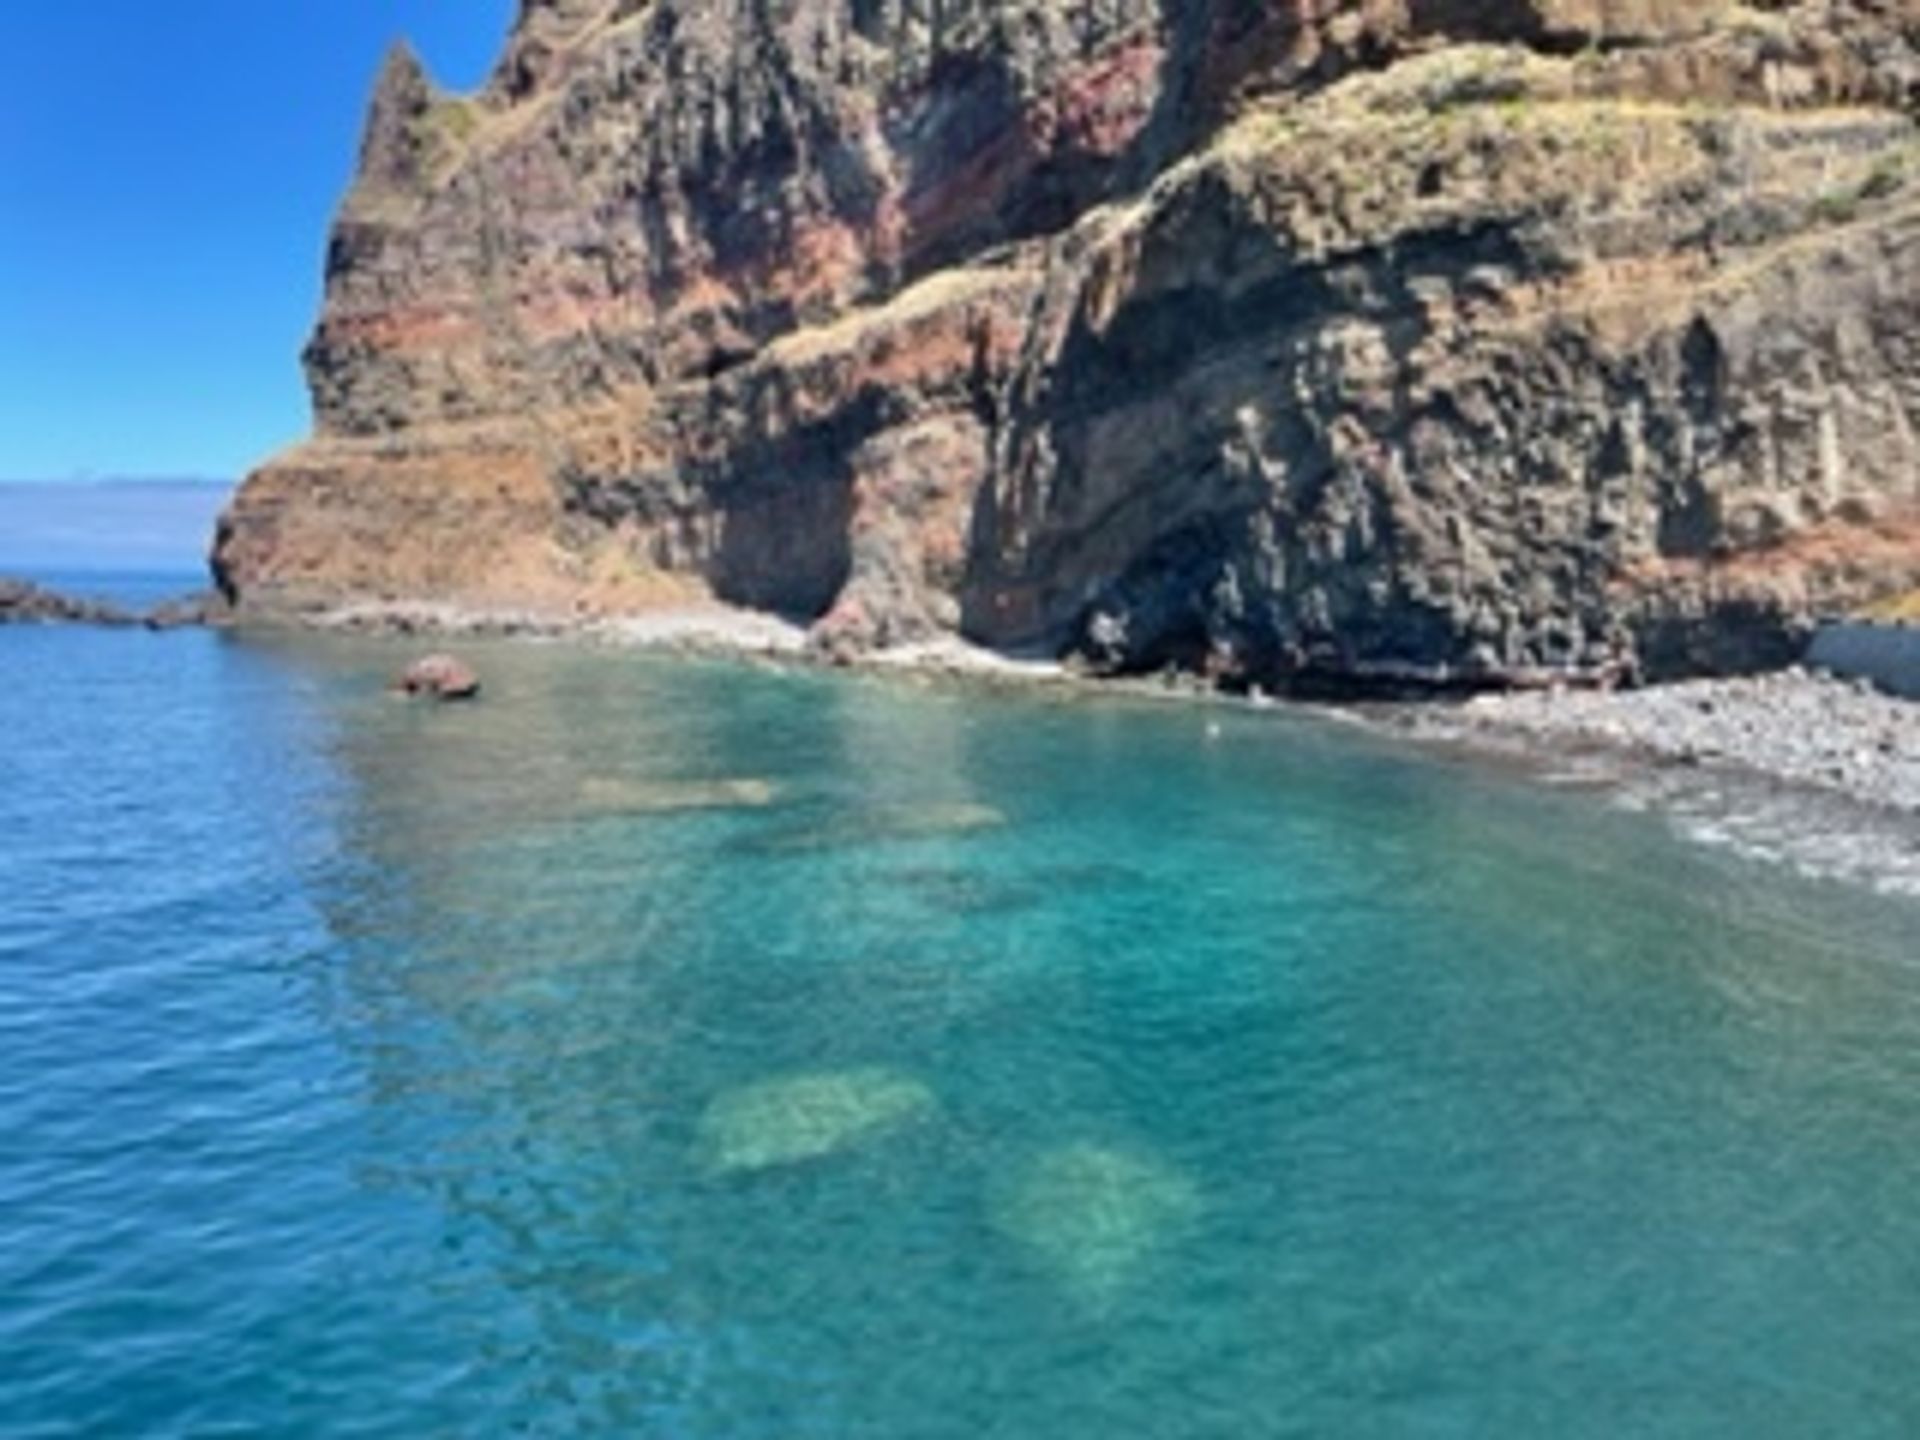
216 0 1920 690
0 578 137 627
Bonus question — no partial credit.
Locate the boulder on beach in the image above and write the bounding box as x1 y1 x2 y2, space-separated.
396 653 481 700
988 1142 1201 1306
694 1066 938 1176
579 776 778 814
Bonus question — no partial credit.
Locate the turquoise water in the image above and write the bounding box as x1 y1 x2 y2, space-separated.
4 621 1919 1437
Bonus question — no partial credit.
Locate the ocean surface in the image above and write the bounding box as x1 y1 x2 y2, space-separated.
4 598 1920 1437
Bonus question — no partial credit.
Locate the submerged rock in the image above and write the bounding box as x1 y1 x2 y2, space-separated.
751 801 1006 854
694 1066 937 1176
883 802 1005 838
396 653 481 700
989 1142 1201 1306
890 866 1049 917
578 775 777 814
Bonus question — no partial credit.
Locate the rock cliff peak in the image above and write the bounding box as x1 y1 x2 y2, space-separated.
352 39 445 199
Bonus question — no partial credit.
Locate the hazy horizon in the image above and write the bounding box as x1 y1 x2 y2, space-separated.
0 477 232 576
0 476 231 488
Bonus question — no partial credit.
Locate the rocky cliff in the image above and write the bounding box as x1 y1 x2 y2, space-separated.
215 0 1920 689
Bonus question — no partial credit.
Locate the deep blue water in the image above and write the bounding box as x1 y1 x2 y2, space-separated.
3 617 1919 1437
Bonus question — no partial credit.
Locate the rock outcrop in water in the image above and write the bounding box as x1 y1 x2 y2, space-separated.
0 579 229 631
1 578 136 627
215 0 1920 691
396 652 484 699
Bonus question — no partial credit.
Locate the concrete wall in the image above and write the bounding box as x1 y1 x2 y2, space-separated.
1807 621 1920 700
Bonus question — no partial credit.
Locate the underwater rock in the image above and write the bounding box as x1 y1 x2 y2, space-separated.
579 776 777 814
694 1066 938 1175
396 653 480 700
891 866 1047 917
751 800 1006 854
896 860 1141 915
884 802 1005 838
989 1142 1201 1306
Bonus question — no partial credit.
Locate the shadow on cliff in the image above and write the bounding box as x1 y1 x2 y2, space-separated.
702 395 881 621
952 205 1550 687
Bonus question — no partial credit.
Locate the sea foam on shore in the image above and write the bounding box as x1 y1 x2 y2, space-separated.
1395 669 1920 896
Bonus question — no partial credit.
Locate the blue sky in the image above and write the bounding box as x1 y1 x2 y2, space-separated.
0 1 513 483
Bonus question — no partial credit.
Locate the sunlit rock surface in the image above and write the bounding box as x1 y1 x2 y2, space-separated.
217 0 1920 690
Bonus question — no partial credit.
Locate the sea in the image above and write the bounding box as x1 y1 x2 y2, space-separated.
4 553 1920 1437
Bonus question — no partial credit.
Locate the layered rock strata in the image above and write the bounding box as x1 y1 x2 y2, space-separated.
216 0 1920 690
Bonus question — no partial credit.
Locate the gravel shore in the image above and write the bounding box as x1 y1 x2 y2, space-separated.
1384 669 1920 896
1411 669 1920 815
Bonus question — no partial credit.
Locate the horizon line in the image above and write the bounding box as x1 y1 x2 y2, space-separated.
0 475 234 488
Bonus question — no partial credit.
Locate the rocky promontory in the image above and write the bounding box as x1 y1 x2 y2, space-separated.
215 0 1920 693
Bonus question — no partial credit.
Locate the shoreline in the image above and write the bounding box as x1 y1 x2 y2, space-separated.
233 597 1920 898
1372 672 1920 897
1386 670 1920 817
293 597 1082 687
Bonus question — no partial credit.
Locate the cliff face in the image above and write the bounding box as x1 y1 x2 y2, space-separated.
216 0 1920 688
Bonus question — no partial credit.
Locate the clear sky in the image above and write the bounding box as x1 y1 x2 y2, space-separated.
0 1 514 483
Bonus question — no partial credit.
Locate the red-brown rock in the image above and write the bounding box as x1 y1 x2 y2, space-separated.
213 0 1920 692
396 654 480 700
